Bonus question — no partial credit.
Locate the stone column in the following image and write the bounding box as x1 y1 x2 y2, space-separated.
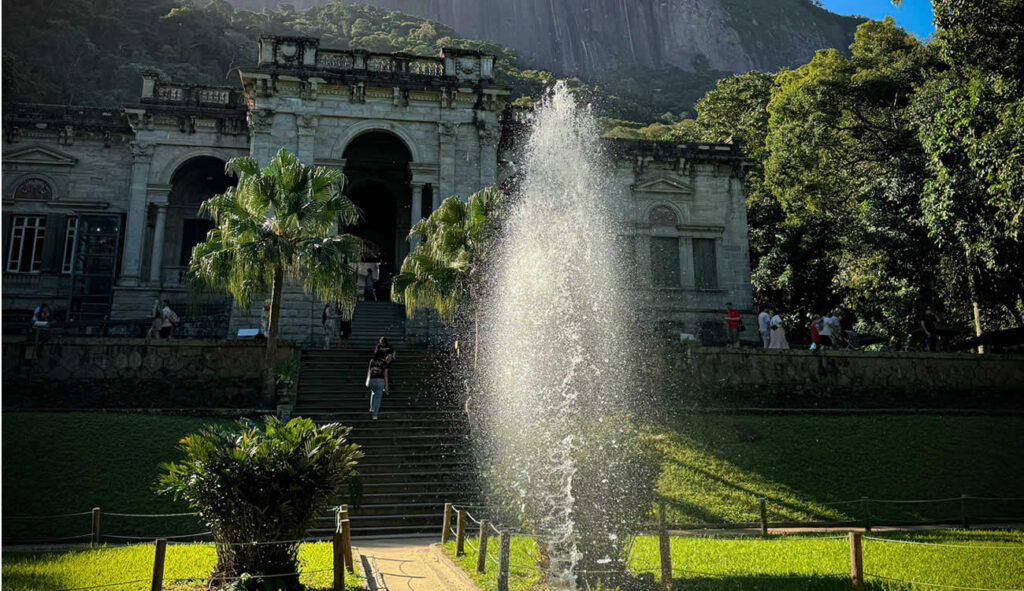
296 114 318 162
478 125 500 191
438 122 457 206
410 182 425 249
148 201 169 284
119 143 154 286
680 237 696 290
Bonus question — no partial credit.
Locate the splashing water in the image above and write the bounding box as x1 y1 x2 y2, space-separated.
479 83 643 589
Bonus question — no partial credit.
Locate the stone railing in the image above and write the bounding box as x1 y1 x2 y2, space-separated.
257 36 494 82
141 77 243 108
316 49 447 78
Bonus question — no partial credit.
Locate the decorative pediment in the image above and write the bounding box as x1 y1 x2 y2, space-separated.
3 145 78 167
632 177 693 197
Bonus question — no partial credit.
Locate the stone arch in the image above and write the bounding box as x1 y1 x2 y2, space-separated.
10 173 57 201
331 120 421 163
645 203 685 227
155 148 238 186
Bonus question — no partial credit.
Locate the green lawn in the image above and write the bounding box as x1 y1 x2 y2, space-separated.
4 412 1023 541
2 542 365 591
2 413 235 540
653 415 1024 526
441 537 545 591
629 530 1024 590
439 530 1024 590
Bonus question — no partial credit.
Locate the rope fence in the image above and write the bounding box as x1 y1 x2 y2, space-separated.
439 500 1024 591
16 505 359 591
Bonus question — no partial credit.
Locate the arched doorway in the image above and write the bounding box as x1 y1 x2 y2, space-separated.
151 156 235 285
342 132 412 292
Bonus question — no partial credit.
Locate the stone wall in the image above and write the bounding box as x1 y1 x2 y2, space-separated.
2 337 297 409
661 346 1024 409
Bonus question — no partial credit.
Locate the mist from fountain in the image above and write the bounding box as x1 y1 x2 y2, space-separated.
477 82 651 589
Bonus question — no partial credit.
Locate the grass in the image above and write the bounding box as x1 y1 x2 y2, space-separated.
438 530 1024 590
441 537 545 591
629 529 1024 590
1 542 366 591
652 415 1024 526
5 412 1023 541
2 413 235 539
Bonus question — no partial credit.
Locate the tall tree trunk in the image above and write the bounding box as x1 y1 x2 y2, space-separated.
264 264 285 401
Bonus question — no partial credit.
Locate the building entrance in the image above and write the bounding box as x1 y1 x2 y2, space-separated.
342 132 413 294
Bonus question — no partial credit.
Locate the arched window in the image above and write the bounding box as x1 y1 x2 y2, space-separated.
14 178 53 201
648 205 677 227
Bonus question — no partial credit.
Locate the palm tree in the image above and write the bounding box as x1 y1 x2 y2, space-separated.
392 186 502 367
191 148 361 393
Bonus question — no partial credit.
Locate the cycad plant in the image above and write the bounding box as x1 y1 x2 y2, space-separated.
392 186 503 366
190 148 361 393
159 417 362 590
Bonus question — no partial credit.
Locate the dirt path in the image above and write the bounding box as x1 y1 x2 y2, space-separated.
355 536 479 591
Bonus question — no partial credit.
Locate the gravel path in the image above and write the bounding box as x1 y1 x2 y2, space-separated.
356 536 479 591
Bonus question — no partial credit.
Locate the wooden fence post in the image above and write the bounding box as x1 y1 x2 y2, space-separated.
849 532 864 591
476 520 490 573
759 498 769 537
91 507 101 546
961 495 970 529
333 524 345 591
455 509 466 556
441 503 453 543
659 529 672 591
861 497 871 532
341 518 354 573
150 538 167 591
496 531 510 591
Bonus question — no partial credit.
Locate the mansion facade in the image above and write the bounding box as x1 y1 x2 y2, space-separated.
1 36 753 344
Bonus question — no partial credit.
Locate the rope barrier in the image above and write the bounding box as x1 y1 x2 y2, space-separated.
864 573 1023 590
871 497 962 504
57 579 150 591
5 533 94 542
489 522 502 536
105 512 197 518
464 511 482 526
965 496 1024 502
465 537 478 553
105 532 211 540
863 537 1024 550
6 511 93 520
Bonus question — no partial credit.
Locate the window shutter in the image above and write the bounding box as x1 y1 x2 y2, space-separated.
40 213 67 274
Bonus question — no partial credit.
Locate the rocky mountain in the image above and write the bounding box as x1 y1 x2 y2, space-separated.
228 0 863 74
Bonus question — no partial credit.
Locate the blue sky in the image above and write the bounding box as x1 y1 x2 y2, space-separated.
820 0 936 38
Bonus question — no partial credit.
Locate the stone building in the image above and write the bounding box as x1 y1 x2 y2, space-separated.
2 35 752 344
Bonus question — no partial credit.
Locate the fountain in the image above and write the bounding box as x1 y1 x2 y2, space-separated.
476 83 657 589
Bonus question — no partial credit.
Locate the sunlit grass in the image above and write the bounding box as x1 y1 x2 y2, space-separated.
441 537 545 591
2 542 365 591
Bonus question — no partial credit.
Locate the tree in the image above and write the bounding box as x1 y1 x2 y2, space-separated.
914 0 1024 330
190 148 361 394
392 187 503 367
160 417 362 590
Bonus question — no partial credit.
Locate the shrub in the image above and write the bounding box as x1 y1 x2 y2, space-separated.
159 417 362 590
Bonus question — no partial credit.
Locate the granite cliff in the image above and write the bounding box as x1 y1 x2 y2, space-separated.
229 0 863 74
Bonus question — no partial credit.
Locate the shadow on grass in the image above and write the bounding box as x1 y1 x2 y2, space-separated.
0 571 67 591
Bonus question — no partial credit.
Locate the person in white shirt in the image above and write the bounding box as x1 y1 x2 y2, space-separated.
769 314 789 349
818 311 834 349
757 309 771 348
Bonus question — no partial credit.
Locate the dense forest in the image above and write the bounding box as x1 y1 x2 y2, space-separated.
0 0 722 121
616 4 1024 345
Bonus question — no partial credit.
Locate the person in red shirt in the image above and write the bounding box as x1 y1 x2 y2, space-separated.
725 302 741 346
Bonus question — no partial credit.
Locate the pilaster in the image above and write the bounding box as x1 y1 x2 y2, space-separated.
438 122 457 205
119 143 154 286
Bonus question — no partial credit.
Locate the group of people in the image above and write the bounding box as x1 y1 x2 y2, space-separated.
751 308 844 351
148 299 180 339
365 337 395 420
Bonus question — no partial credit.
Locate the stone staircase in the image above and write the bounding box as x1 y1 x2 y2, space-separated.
295 302 475 538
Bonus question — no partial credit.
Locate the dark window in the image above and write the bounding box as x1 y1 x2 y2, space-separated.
179 219 215 266
7 215 46 273
693 238 718 289
650 237 680 287
62 217 79 274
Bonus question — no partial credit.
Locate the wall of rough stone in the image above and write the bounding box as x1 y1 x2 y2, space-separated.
660 346 1024 408
2 337 297 409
